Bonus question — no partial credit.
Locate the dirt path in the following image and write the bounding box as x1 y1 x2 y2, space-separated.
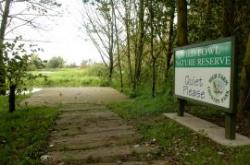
26 87 170 164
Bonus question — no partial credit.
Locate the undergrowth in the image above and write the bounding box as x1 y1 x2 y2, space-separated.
0 96 58 165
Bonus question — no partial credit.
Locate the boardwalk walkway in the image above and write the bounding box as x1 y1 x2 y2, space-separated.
25 87 169 165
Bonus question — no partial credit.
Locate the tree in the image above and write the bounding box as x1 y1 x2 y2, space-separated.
145 0 173 97
3 37 40 112
111 0 124 92
222 0 234 37
28 54 45 70
239 33 250 111
235 0 250 112
82 1 115 84
176 0 188 116
132 0 145 96
0 0 12 95
122 0 133 85
176 0 188 47
47 56 65 68
165 0 175 74
0 0 61 34
149 0 156 97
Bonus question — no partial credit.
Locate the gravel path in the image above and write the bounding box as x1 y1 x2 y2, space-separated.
25 87 171 165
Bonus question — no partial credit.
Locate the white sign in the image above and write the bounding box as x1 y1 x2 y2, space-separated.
174 40 233 109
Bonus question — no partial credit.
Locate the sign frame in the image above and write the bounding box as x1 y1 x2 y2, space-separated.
174 37 236 113
173 37 237 139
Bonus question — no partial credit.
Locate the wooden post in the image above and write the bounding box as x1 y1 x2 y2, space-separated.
178 99 185 116
225 113 236 139
225 36 236 140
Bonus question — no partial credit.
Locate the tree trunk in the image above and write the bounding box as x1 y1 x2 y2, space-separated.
124 0 133 86
0 0 12 95
108 57 113 84
152 58 157 97
111 0 124 92
176 0 188 115
222 0 235 37
108 10 115 85
239 33 250 111
133 0 145 96
165 0 175 76
176 0 188 46
149 0 156 97
9 84 16 113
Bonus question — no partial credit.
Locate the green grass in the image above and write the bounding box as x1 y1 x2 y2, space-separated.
0 96 58 165
110 93 177 119
29 67 107 87
109 93 250 165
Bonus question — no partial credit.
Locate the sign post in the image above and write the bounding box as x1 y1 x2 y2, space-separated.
178 99 185 117
174 37 236 139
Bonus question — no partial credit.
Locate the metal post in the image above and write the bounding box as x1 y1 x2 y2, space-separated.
225 113 236 139
178 99 185 116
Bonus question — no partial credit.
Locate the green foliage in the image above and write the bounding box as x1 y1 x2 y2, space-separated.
0 96 8 111
4 38 30 88
0 97 58 164
3 37 44 112
47 56 65 68
27 54 45 71
188 0 223 42
3 37 42 91
110 93 176 119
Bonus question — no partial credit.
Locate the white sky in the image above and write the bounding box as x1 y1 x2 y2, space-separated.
6 0 101 65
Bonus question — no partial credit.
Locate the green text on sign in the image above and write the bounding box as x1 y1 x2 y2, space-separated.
175 42 231 67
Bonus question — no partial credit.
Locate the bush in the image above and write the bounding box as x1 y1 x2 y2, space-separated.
47 56 65 68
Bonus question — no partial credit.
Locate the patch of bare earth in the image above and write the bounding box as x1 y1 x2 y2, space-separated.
25 88 175 164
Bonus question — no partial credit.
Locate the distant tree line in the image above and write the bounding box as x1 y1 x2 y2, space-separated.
27 56 96 69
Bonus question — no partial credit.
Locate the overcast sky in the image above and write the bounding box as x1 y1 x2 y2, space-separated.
6 0 101 65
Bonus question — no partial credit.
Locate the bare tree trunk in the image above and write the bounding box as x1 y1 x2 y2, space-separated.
0 0 12 95
165 0 175 78
222 0 235 37
176 0 188 116
133 0 145 96
124 0 133 85
108 7 115 85
111 0 124 92
239 33 250 111
176 0 188 46
152 57 157 97
108 54 114 84
9 84 16 113
149 0 156 97
83 3 115 85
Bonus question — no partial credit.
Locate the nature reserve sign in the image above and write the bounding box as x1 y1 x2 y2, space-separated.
174 37 235 112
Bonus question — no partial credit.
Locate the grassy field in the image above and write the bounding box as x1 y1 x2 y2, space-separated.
0 96 58 164
29 67 107 87
109 94 250 165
